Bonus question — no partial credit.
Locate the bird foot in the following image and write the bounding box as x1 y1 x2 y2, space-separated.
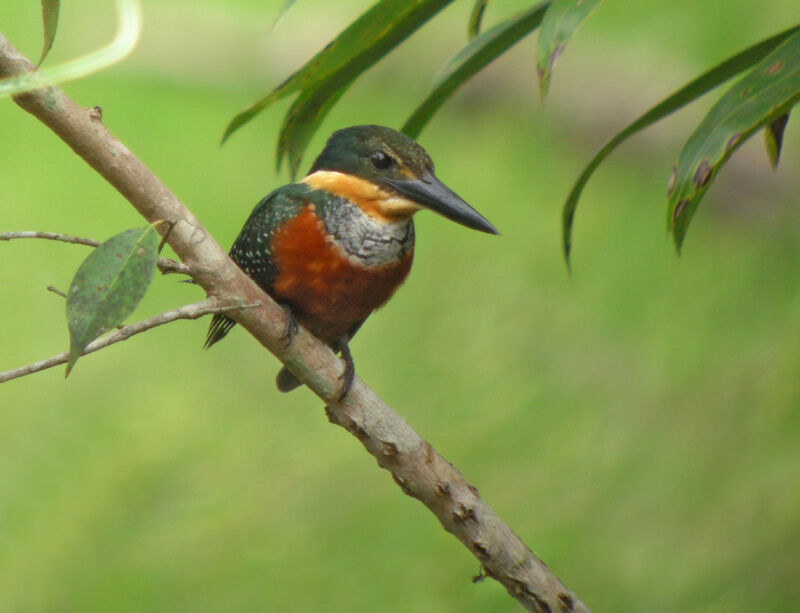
337 343 355 401
280 304 299 348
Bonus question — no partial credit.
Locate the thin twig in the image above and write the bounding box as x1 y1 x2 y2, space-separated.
0 230 192 275
0 230 99 247
46 285 67 298
0 300 257 383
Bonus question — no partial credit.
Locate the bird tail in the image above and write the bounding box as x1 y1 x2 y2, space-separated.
204 314 236 349
276 366 303 393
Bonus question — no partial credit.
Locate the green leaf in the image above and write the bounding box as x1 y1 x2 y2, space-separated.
668 29 800 250
468 0 490 39
222 0 454 151
764 112 789 169
65 226 159 376
403 2 550 139
272 0 298 29
38 0 60 67
277 76 349 178
537 0 602 98
561 24 800 265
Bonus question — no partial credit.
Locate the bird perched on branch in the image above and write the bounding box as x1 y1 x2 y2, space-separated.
205 125 498 399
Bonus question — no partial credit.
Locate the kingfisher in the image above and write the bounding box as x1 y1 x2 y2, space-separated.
205 125 498 399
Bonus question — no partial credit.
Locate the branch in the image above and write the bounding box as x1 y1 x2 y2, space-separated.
0 230 191 275
0 32 589 613
0 299 255 383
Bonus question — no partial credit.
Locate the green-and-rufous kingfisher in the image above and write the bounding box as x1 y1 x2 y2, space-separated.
205 125 498 398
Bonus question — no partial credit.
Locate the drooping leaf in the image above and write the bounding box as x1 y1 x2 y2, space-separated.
468 0 490 39
561 24 800 265
668 29 800 250
278 75 350 177
536 0 603 98
222 0 454 150
271 0 298 30
764 112 790 169
403 2 550 139
1 0 142 99
65 226 159 376
38 0 60 67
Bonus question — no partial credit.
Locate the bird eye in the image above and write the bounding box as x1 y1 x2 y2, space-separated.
370 151 393 170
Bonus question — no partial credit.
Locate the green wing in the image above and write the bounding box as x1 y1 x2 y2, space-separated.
204 185 310 348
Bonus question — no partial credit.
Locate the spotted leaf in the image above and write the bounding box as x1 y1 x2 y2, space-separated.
668 29 800 250
65 226 159 376
561 24 799 265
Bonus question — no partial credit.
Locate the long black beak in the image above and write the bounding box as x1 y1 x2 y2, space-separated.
382 173 499 235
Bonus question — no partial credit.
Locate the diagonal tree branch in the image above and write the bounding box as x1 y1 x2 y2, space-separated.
0 299 256 383
0 32 589 613
0 230 191 275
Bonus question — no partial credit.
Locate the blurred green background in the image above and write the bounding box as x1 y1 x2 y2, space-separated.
1 1 799 611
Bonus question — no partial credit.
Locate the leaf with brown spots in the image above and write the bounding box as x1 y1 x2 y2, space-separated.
65 226 159 376
668 29 800 250
536 0 603 98
765 112 790 169
561 24 799 265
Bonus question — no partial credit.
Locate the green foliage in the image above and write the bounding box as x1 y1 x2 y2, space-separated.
403 2 550 139
467 0 489 39
222 0 798 257
37 0 59 67
271 0 298 29
668 30 800 249
536 0 603 98
765 112 790 169
561 24 800 263
2 7 799 607
65 226 159 376
222 0 455 177
0 0 142 99
2 2 800 612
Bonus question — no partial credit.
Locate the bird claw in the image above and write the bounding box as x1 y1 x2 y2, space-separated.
337 344 355 401
280 304 299 348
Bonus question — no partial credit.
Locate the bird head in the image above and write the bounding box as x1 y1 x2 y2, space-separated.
305 125 498 234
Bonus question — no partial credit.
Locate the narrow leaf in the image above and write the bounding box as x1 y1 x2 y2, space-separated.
403 2 550 139
764 112 790 169
668 30 800 249
1 0 142 99
271 0 298 30
38 0 60 67
536 0 602 98
561 24 800 264
65 226 159 376
468 0 490 39
278 76 349 179
222 0 454 146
